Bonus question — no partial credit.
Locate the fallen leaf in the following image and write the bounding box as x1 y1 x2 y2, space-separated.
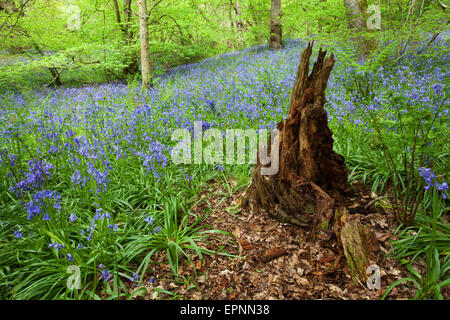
232 226 242 238
348 203 359 209
318 256 336 264
239 239 252 250
249 224 262 232
264 222 278 232
376 232 391 242
261 247 288 263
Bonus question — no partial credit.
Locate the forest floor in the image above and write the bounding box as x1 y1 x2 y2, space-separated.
124 179 438 300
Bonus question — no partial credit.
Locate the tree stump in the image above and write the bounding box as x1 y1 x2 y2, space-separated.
242 42 377 284
243 42 350 235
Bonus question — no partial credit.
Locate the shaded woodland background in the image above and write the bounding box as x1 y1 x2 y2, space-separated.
0 0 447 89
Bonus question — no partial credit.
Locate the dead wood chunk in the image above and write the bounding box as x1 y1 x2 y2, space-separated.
340 219 372 283
239 239 253 251
363 226 380 253
261 247 288 263
243 42 350 235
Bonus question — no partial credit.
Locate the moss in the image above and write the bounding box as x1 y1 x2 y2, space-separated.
341 220 370 284
305 204 315 215
319 219 329 231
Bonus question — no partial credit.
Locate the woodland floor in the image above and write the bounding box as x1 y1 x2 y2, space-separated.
125 180 445 300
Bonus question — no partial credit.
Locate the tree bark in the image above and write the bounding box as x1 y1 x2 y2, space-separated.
243 43 376 283
243 42 350 235
138 0 152 88
228 0 236 50
334 207 379 283
343 0 376 59
48 67 62 86
123 0 133 42
269 0 282 50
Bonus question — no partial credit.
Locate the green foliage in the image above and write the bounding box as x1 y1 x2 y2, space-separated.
1 0 448 89
382 248 450 300
335 42 449 225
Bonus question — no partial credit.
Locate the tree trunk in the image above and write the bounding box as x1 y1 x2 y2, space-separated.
343 0 376 59
138 0 152 88
243 42 349 235
228 0 236 50
123 0 133 43
49 67 62 86
112 0 138 78
233 0 244 47
269 0 282 50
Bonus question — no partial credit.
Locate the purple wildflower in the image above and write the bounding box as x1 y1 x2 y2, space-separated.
69 213 77 222
13 230 22 239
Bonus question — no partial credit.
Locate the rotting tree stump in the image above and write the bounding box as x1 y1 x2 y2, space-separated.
242 42 376 284
243 42 349 233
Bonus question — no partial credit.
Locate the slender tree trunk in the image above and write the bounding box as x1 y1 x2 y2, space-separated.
111 0 124 34
123 0 133 43
229 0 236 50
25 32 63 86
233 0 244 47
138 0 152 88
112 0 138 77
48 68 62 86
269 0 282 50
318 0 327 32
343 0 376 59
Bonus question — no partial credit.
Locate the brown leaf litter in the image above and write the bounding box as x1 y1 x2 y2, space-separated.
129 180 438 300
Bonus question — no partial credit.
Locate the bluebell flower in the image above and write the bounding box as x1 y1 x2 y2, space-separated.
437 182 448 191
24 190 61 220
99 266 111 282
10 160 54 196
71 169 83 186
49 242 65 252
13 230 22 239
67 254 74 262
108 223 118 233
154 226 162 234
69 213 77 222
437 182 448 199
130 272 139 287
418 167 436 190
144 215 154 225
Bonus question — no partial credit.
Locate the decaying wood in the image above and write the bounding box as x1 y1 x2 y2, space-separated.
243 42 377 283
244 42 349 233
334 208 379 284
